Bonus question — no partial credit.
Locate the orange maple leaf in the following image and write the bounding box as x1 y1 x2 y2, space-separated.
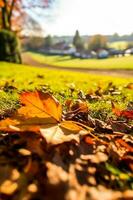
19 91 62 122
0 91 92 145
112 102 133 120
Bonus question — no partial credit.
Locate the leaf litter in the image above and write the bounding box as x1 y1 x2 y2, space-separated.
0 90 132 200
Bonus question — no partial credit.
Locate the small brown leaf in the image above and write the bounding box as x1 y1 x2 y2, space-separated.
112 102 133 119
125 83 133 90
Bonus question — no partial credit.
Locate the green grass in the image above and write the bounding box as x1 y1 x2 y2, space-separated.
0 62 132 120
29 52 133 70
108 41 128 50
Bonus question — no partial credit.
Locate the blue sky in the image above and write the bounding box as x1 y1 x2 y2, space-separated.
29 0 133 36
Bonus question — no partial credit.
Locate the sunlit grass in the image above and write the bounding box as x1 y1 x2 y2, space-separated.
29 52 133 70
0 62 132 119
108 41 128 50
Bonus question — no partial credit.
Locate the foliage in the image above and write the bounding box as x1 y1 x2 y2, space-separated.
25 37 45 51
0 0 23 31
0 29 21 63
88 34 107 51
0 0 54 31
127 42 133 49
0 0 55 63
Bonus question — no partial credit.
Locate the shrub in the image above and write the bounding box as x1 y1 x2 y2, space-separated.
0 29 21 63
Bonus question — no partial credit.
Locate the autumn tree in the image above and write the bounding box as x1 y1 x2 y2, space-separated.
0 0 54 32
0 0 55 63
88 34 107 52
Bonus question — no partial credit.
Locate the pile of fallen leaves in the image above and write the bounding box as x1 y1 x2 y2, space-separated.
0 91 132 200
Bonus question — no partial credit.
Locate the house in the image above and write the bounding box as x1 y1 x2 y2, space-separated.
125 48 133 56
80 50 92 59
108 48 120 56
97 49 109 59
49 42 76 55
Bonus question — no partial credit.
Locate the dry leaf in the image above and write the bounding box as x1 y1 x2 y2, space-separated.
40 121 89 145
112 102 133 119
0 91 62 132
70 100 88 114
19 91 62 122
125 83 133 90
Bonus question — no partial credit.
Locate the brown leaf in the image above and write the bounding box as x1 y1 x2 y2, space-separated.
40 121 89 145
115 139 133 153
95 119 113 133
112 102 133 119
125 83 133 90
110 121 132 133
70 100 88 114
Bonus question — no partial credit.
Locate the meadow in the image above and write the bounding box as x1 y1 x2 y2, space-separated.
108 41 129 50
29 52 133 70
0 62 132 120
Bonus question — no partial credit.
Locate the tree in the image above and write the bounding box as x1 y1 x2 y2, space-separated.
0 29 21 63
127 42 133 49
73 30 84 52
0 0 55 32
0 0 22 31
44 35 53 50
0 0 55 63
88 34 107 52
25 37 45 51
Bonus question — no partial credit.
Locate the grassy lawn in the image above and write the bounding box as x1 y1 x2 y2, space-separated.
108 41 128 50
29 52 133 70
0 62 132 120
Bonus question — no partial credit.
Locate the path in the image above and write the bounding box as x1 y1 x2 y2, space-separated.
22 53 133 78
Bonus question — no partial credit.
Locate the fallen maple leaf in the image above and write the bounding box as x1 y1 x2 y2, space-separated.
0 91 62 132
0 91 91 145
112 102 133 120
19 91 62 122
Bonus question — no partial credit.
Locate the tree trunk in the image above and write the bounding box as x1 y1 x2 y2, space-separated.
2 0 10 29
2 7 9 29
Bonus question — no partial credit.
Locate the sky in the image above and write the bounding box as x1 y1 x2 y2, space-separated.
29 0 133 36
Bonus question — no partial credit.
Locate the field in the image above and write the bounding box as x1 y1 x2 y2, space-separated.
29 52 133 70
0 61 132 120
108 41 128 50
